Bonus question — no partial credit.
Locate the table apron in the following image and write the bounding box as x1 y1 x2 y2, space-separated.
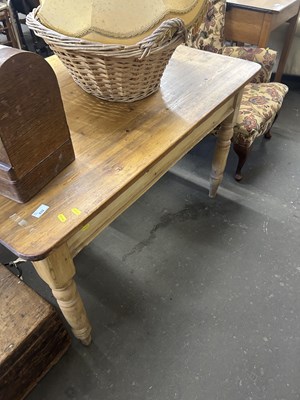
225 2 299 45
225 8 268 45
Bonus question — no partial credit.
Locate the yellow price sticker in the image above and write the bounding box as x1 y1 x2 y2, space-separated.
58 214 67 223
72 208 82 216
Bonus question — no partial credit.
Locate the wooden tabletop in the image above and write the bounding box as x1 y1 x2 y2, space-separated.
0 45 259 260
226 0 298 12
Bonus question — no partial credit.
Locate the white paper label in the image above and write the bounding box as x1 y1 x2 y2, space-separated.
32 204 49 218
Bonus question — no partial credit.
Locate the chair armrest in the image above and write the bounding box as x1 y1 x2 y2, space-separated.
222 46 277 83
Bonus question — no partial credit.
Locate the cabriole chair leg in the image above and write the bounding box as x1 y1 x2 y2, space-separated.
264 130 272 139
233 143 251 181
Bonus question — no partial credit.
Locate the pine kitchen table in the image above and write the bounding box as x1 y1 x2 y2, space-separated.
0 46 260 345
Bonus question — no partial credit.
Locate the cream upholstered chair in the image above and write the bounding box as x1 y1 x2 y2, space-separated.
187 0 289 181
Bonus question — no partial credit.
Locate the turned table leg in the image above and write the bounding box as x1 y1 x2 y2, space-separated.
209 115 234 197
209 92 243 198
32 243 92 345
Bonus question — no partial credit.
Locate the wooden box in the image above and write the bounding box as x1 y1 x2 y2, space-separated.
0 45 75 203
0 263 71 400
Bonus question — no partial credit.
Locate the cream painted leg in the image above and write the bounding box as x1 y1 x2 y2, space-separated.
209 115 234 198
32 243 92 345
209 91 243 198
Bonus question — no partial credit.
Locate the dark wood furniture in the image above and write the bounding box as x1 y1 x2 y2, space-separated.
0 46 75 202
0 263 71 400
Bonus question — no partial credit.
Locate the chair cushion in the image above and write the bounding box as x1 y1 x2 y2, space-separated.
233 82 289 147
222 46 277 83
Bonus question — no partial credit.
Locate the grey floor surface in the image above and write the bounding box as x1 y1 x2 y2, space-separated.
1 79 300 400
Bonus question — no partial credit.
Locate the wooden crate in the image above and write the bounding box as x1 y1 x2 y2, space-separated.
0 263 71 400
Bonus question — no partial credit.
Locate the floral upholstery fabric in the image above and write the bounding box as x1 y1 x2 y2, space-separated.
186 0 224 53
222 46 277 83
186 0 289 150
232 82 289 147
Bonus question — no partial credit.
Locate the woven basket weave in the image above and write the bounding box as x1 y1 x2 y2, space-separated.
26 8 187 102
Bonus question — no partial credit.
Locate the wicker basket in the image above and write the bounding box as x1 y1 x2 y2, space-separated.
26 8 187 102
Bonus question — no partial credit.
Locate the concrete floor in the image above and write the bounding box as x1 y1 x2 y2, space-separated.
1 79 300 400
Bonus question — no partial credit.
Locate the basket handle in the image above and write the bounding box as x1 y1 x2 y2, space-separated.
138 18 186 59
